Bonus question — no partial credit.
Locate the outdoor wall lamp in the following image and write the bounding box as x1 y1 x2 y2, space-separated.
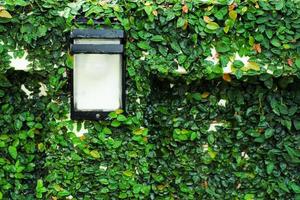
70 29 125 120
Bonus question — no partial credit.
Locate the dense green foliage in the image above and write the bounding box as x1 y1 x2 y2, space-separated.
0 0 300 199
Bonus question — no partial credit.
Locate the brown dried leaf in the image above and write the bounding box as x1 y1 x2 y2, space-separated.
80 135 86 141
202 181 208 189
183 20 189 30
203 16 213 23
182 4 188 13
253 43 261 53
222 74 232 82
258 128 265 133
287 58 293 66
152 10 158 16
228 3 236 11
143 137 148 142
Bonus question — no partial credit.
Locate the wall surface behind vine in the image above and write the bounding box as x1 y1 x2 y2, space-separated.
0 0 300 199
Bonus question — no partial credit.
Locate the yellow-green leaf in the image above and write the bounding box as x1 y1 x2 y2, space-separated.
249 36 255 46
90 150 101 159
38 143 45 152
0 10 12 18
133 128 143 135
283 44 290 49
241 6 248 14
244 194 255 200
113 4 121 12
206 22 220 30
229 10 237 20
133 127 148 136
224 26 230 33
53 184 63 192
123 170 133 177
242 62 260 71
115 109 124 114
208 148 217 159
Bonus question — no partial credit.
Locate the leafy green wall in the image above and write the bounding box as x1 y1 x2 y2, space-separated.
0 0 300 199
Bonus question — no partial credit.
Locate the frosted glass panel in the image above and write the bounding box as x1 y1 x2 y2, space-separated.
74 39 120 44
74 54 122 111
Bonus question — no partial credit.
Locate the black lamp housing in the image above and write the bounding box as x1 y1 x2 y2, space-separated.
70 29 125 120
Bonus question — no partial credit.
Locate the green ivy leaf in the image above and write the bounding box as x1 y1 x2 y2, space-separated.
177 17 185 28
208 134 215 144
108 112 117 119
166 11 175 21
271 38 281 47
275 1 284 10
278 182 290 192
14 120 23 130
216 42 230 52
8 146 17 159
290 182 300 193
190 132 197 141
111 120 121 127
0 89 5 97
137 41 151 50
102 127 112 134
170 41 181 52
120 18 130 30
36 179 47 199
192 93 201 101
264 128 274 139
12 0 29 6
37 25 47 37
293 119 300 130
233 60 244 68
66 54 73 69
151 35 164 42
214 7 228 20
266 162 274 174
144 5 153 16
266 30 273 39
100 178 109 185
285 145 300 157
117 114 127 122
57 190 70 197
246 129 260 137
295 58 300 69
0 75 12 87
244 194 254 200
206 22 220 30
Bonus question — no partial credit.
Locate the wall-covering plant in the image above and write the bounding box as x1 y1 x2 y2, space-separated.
0 0 300 199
